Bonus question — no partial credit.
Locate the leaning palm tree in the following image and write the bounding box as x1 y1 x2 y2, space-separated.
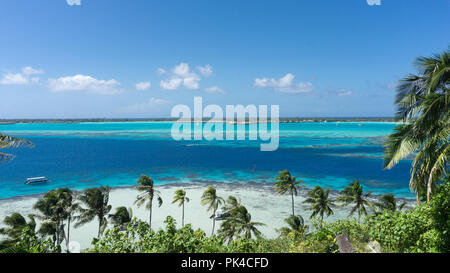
384 50 449 204
223 196 241 212
218 205 264 241
274 170 303 215
0 133 33 162
172 189 189 227
232 206 264 240
0 213 36 249
303 186 334 224
108 206 133 229
337 180 373 222
375 193 407 212
134 175 162 228
76 186 112 238
277 215 308 239
201 186 224 236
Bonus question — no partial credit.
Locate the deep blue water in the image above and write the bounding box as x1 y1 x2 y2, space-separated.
0 122 413 199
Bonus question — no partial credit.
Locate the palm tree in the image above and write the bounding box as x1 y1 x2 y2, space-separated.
0 133 33 162
76 186 112 238
274 170 303 215
33 188 74 248
375 193 406 212
108 206 133 229
171 189 189 227
218 205 264 241
223 195 241 212
277 215 308 239
134 175 162 228
201 186 224 236
303 186 334 224
59 189 80 252
232 206 264 240
0 213 36 249
384 50 449 204
216 196 241 241
337 180 373 222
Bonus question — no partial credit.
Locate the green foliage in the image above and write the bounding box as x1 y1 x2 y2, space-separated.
364 205 433 252
384 50 449 203
90 215 288 253
0 227 54 253
429 180 450 252
0 213 36 249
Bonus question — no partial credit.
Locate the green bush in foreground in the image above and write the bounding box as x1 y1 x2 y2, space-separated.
88 216 291 253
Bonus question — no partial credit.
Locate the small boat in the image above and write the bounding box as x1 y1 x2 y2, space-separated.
25 177 49 185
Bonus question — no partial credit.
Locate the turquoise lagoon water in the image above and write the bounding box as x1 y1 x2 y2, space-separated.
0 122 414 199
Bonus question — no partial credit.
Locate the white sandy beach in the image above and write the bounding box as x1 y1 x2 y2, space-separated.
0 182 398 251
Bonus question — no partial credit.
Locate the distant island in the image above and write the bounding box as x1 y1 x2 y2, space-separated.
0 117 398 125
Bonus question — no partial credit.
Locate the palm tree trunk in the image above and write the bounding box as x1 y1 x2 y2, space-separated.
98 218 102 238
291 191 295 215
66 217 71 253
149 197 153 228
212 208 216 236
427 175 432 205
182 203 185 227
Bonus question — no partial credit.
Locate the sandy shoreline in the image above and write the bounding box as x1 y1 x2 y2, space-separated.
0 181 414 251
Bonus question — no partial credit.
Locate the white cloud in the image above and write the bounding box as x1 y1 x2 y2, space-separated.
205 86 227 94
196 64 213 77
254 73 313 93
121 98 172 113
0 66 44 85
183 74 200 89
0 73 29 85
160 78 183 90
66 0 81 6
159 62 202 90
22 66 44 75
173 63 191 77
135 81 151 91
48 74 122 95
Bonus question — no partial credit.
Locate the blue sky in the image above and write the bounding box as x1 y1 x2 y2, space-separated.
0 0 448 118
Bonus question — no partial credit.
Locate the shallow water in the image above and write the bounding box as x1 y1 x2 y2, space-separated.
0 122 413 199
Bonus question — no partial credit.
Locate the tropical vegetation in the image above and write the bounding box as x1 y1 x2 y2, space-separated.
274 170 303 215
384 49 449 204
135 174 163 228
